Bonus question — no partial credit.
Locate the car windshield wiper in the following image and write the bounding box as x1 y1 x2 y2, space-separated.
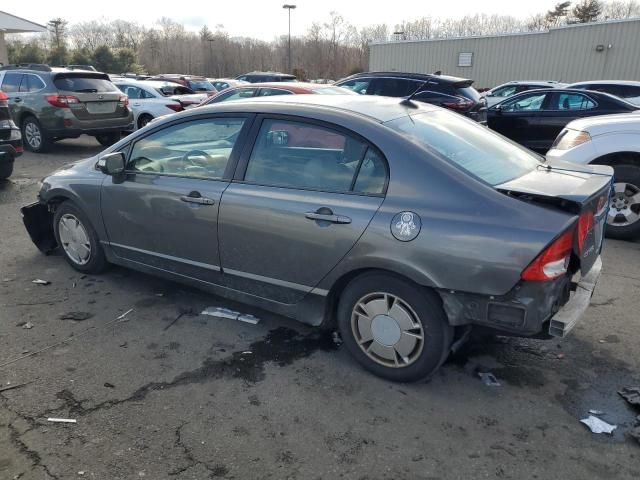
75 89 98 93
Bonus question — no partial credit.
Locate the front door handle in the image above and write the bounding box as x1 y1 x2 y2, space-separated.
14 97 22 103
180 191 215 205
305 208 351 224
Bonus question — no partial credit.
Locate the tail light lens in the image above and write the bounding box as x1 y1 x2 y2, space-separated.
119 95 129 106
577 211 594 255
166 103 184 112
0 91 8 101
46 95 80 108
522 229 574 281
442 99 473 111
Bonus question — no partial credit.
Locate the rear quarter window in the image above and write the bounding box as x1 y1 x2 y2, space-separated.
54 75 118 93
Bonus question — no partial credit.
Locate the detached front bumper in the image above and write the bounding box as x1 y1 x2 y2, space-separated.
440 256 602 338
548 256 602 337
21 201 57 254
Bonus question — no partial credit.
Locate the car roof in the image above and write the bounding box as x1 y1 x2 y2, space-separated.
114 79 182 88
234 82 341 92
240 71 295 76
199 94 437 123
341 71 472 85
568 80 640 86
499 80 563 86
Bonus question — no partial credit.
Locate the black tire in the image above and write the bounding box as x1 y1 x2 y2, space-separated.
21 116 50 153
337 272 453 382
606 164 640 241
95 132 121 147
137 114 153 129
53 201 108 274
0 161 13 180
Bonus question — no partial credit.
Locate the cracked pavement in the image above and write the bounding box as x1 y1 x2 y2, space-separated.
1 137 640 479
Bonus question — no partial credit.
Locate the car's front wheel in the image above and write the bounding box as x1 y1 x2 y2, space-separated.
53 201 108 273
137 114 153 129
95 132 121 147
22 116 49 153
607 164 640 240
337 272 453 382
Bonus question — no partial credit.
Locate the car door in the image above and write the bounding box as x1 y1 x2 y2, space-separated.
218 116 388 304
0 72 25 122
100 114 254 284
488 91 548 149
535 92 597 150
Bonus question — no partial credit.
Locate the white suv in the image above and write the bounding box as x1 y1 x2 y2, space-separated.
547 113 640 239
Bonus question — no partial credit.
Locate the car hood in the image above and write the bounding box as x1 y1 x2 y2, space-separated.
563 112 640 136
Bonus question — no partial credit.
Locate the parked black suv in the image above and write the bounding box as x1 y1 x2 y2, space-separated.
335 72 487 123
0 90 22 180
236 71 297 83
0 64 133 153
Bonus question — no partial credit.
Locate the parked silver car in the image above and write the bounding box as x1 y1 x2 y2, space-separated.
22 95 611 382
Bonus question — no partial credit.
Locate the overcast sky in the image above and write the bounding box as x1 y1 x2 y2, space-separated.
10 1 554 40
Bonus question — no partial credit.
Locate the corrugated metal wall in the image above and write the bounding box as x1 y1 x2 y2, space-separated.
369 19 640 89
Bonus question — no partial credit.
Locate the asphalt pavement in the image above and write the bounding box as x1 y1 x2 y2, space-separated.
1 136 639 479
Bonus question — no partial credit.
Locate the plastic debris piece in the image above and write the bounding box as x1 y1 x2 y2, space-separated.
22 322 34 330
580 415 617 434
0 382 30 393
116 308 134 321
588 409 605 415
32 279 51 285
332 331 343 346
201 306 260 325
59 311 93 321
242 351 252 355
78 472 86 476
618 386 640 407
47 418 77 424
104 382 115 389
478 372 501 387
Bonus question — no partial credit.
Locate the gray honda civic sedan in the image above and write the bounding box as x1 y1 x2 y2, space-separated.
22 95 612 382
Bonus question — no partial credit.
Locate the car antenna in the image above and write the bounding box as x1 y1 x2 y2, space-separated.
400 81 429 108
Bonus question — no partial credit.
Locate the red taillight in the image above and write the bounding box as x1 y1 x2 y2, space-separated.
46 95 80 108
16 145 24 153
522 229 574 281
442 99 473 111
166 103 184 112
577 211 594 255
119 95 129 106
0 91 8 101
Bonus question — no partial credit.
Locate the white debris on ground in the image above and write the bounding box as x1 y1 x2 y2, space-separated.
580 415 617 434
201 306 260 325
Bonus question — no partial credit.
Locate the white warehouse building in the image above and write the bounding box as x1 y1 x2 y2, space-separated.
369 18 640 89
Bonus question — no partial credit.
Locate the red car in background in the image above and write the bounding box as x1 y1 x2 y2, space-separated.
200 82 355 106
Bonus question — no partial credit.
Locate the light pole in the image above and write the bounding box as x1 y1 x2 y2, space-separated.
283 4 296 73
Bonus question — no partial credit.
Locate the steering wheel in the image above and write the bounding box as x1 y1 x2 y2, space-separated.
182 149 214 167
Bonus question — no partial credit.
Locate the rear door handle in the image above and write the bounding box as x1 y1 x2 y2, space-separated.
180 191 215 205
13 97 22 102
305 211 351 224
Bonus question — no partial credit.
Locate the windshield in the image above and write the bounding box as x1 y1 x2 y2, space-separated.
188 80 215 91
385 111 540 186
314 87 358 95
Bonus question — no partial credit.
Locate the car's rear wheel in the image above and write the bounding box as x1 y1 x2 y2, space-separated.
606 164 640 240
0 161 13 180
95 132 121 147
53 201 108 274
337 272 453 382
137 114 153 129
22 116 49 153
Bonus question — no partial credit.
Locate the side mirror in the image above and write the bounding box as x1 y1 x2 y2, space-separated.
97 152 126 176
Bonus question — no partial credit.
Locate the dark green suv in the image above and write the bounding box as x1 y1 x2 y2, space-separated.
0 65 134 153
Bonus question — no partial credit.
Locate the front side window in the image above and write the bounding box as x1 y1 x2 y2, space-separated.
244 119 386 194
188 80 215 92
258 88 293 97
385 111 540 186
211 87 259 103
552 93 595 111
121 85 144 99
129 117 246 179
500 93 547 112
1 73 23 93
338 78 372 95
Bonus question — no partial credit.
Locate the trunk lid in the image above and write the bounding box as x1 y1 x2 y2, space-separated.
496 161 613 275
53 73 128 120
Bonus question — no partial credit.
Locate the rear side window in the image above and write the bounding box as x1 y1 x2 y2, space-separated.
385 111 540 186
338 78 372 95
54 75 117 93
370 78 422 97
1 73 23 93
616 85 640 99
25 74 46 92
552 93 595 110
489 85 517 97
455 85 481 101
244 119 386 194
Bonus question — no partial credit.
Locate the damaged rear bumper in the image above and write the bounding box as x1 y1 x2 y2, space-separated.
440 256 602 338
548 256 601 337
21 202 57 254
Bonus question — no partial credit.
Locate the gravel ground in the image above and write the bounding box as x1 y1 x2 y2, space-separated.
1 136 639 480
